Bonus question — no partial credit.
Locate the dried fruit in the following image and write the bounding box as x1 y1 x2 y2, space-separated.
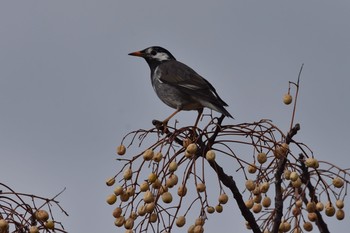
162 192 173 203
123 168 132 180
316 202 324 211
245 199 254 209
186 143 197 154
325 205 335 216
284 169 291 180
336 209 345 220
252 203 262 213
148 173 157 183
308 212 317 222
303 221 313 232
153 152 163 162
114 216 125 227
247 164 257 174
144 190 154 203
176 216 186 227
290 171 299 181
106 177 116 186
169 161 178 172
333 177 344 188
305 158 318 168
306 202 316 213
0 219 9 230
292 178 302 188
177 185 187 197
29 226 39 233
35 209 49 221
206 150 216 161
336 199 344 209
143 149 154 160
196 183 206 192
215 204 223 213
117 145 126 155
245 179 256 191
262 197 271 207
114 186 123 196
106 194 117 205
218 193 229 204
257 152 267 164
260 182 270 193
207 206 215 213
140 181 149 192
113 207 122 218
124 218 134 229
45 220 54 229
283 93 293 105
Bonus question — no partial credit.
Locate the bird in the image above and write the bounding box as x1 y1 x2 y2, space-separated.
128 46 232 131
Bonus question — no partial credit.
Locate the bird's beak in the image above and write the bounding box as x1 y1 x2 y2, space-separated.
128 50 145 57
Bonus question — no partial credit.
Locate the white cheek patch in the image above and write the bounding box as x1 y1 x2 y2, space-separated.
154 52 170 61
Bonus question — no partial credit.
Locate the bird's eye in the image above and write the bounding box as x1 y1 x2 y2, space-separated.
150 50 157 56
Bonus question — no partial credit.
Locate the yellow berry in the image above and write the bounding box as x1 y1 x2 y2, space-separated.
123 168 132 180
196 183 206 192
143 149 154 160
207 206 215 214
336 209 345 220
143 190 154 203
45 220 54 229
262 197 271 208
260 182 270 193
124 218 134 229
116 145 126 155
114 216 125 227
169 161 178 172
206 150 216 161
245 179 256 191
303 222 313 231
0 219 9 230
153 152 163 162
112 207 122 218
257 152 267 164
316 202 324 211
252 203 262 213
35 209 49 221
245 199 254 209
283 93 293 105
176 216 186 227
306 202 316 213
247 164 257 174
325 205 335 217
186 143 197 154
106 194 117 205
333 177 344 188
336 199 344 209
140 181 149 192
148 172 157 183
218 193 229 204
308 212 317 222
29 226 39 233
162 192 173 204
177 185 187 197
215 204 223 213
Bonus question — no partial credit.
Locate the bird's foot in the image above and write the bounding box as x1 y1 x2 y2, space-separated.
152 119 169 134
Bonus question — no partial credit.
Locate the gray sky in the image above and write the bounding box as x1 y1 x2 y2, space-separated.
1 1 349 232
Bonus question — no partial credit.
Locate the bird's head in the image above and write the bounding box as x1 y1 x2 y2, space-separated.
128 46 176 64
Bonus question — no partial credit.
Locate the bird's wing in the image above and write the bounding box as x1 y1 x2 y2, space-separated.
159 61 229 106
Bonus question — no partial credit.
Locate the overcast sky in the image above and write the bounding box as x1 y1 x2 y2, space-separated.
1 1 349 232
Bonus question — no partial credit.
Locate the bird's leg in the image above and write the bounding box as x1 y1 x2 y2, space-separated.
192 108 203 139
161 109 181 133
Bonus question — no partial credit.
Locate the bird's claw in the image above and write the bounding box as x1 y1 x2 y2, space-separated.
152 119 168 134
